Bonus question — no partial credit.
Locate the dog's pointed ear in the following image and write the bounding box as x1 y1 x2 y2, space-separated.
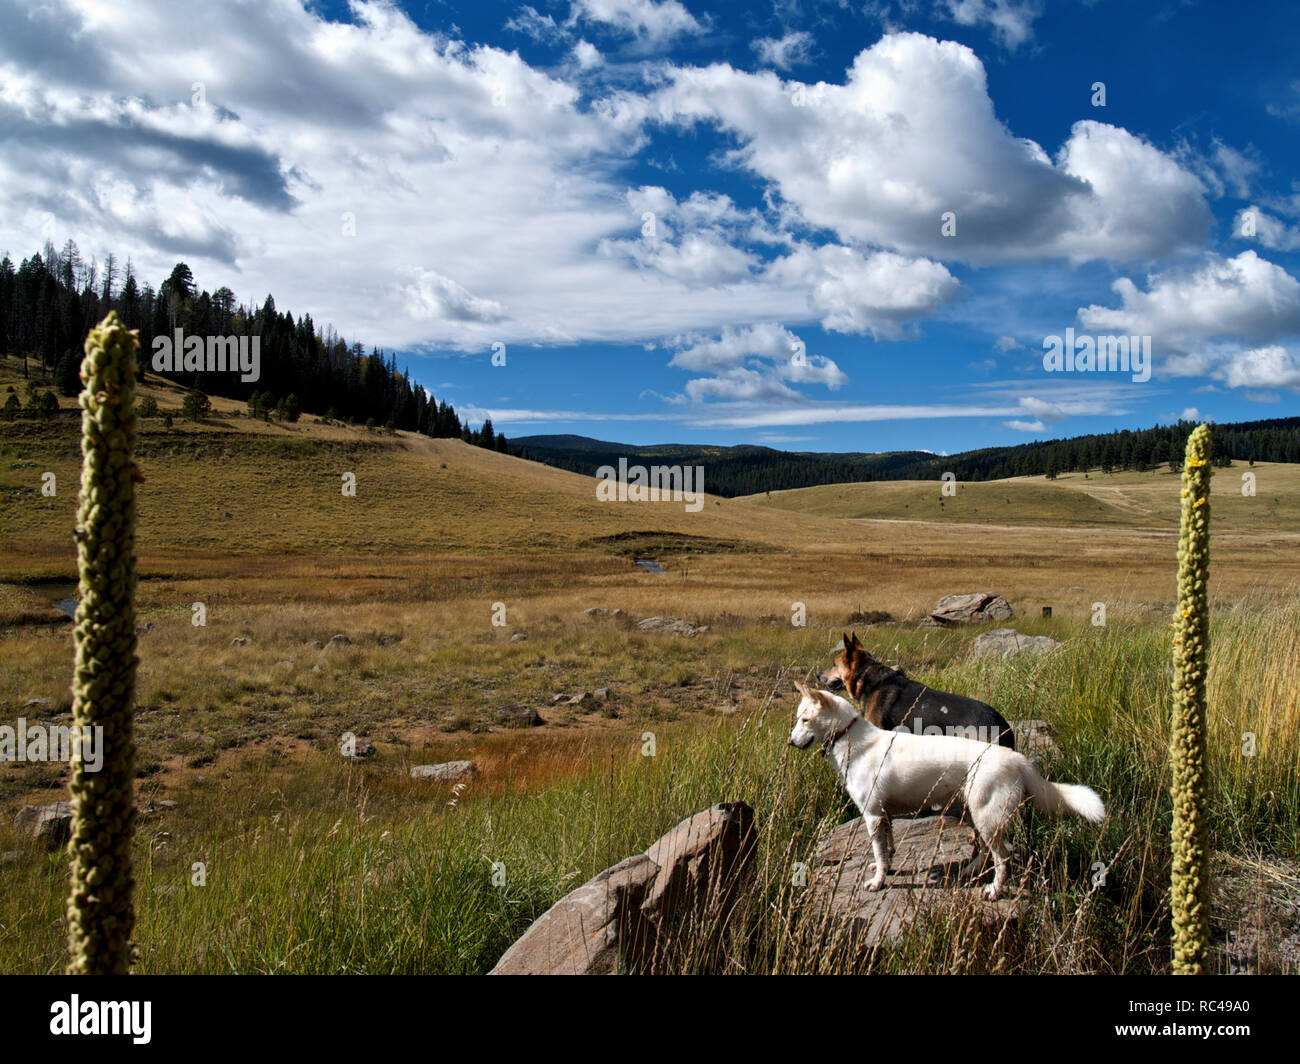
793 681 808 696
850 631 863 649
841 631 853 653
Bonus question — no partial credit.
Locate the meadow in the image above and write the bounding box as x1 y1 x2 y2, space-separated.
1 359 1297 973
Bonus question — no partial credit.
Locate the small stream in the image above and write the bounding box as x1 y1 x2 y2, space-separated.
634 558 666 574
27 580 78 618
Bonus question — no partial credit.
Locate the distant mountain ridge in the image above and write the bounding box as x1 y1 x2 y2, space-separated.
511 416 1300 497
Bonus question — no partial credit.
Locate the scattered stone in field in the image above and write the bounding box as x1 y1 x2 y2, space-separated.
1010 720 1059 764
593 687 609 703
311 663 323 672
306 639 324 650
510 633 528 643
137 621 154 634
922 593 1014 627
231 637 248 647
343 736 374 759
973 629 1062 660
327 634 352 647
411 760 477 782
0 851 21 866
489 802 756 975
549 693 568 705
498 704 542 727
847 610 893 626
14 801 72 848
567 692 590 706
376 634 403 646
23 698 53 709
584 607 629 623
157 799 179 809
275 659 294 667
636 616 709 637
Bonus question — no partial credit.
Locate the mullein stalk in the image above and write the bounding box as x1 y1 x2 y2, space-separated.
1170 423 1212 974
66 312 141 974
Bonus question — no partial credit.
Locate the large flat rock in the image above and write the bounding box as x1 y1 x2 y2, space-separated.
807 816 1023 951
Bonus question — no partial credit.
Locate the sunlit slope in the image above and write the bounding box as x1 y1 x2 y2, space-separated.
0 406 859 563
741 465 1300 534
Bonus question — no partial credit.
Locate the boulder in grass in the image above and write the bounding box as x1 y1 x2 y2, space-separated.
972 629 1062 660
497 704 542 727
14 801 72 849
489 802 756 975
410 760 477 782
1011 720 1059 765
341 735 375 760
924 593 1014 627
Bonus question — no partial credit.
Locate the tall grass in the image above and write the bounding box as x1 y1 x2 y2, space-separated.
1 600 1296 973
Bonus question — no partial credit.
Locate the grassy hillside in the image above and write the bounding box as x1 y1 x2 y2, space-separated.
742 464 1300 534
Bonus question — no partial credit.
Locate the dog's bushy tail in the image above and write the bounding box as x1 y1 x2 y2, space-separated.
1023 765 1106 822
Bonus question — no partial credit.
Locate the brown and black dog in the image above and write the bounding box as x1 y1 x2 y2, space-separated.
819 632 1015 750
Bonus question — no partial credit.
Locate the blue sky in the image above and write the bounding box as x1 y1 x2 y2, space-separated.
3 0 1299 453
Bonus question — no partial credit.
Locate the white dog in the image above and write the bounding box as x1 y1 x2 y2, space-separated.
788 683 1104 900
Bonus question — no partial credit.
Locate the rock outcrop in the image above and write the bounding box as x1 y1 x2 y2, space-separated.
635 616 709 637
921 593 1013 627
805 816 1023 953
489 802 755 974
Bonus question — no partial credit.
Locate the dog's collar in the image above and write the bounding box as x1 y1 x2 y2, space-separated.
821 717 857 757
